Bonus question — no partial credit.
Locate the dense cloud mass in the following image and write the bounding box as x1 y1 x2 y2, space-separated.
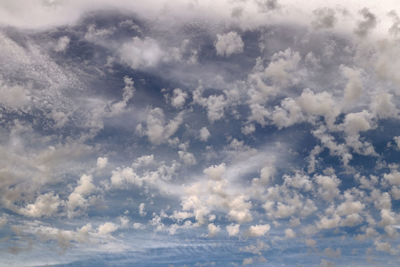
2 0 400 266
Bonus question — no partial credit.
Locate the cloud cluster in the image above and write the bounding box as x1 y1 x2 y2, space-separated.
2 0 400 266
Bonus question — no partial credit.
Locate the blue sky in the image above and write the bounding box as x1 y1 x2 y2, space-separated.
1 0 400 266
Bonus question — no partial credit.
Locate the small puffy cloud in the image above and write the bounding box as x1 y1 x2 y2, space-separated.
341 65 363 104
260 165 275 184
119 216 130 228
283 173 313 191
284 228 296 238
241 124 255 135
207 223 220 237
384 169 400 186
85 24 113 41
97 222 118 236
133 154 155 168
19 192 61 218
67 174 96 217
297 88 339 127
264 48 301 88
337 200 364 216
247 224 270 237
178 150 197 165
111 167 142 188
50 110 68 128
315 174 341 201
54 36 70 52
199 127 210 141
170 88 188 108
380 209 396 226
133 222 145 230
370 92 398 119
193 87 228 122
316 215 341 229
374 240 394 254
120 37 163 69
271 98 303 129
109 76 135 115
242 257 254 265
343 110 373 136
144 108 184 145
73 174 95 196
228 195 253 223
341 213 363 227
226 224 240 236
215 31 244 57
97 157 108 169
272 87 340 129
0 81 30 109
203 163 226 180
139 203 146 217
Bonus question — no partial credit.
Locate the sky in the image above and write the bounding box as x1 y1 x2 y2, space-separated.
1 0 400 266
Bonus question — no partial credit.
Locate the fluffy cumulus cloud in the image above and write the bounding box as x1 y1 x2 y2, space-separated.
120 37 163 69
215 31 244 57
2 0 400 266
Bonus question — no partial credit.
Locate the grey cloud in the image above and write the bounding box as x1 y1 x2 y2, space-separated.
354 8 377 37
312 8 337 29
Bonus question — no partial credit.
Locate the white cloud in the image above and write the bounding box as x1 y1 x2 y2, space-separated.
19 192 61 218
264 48 301 88
54 36 70 52
241 124 256 135
337 200 364 216
285 228 296 238
226 224 240 236
0 81 30 109
97 222 118 236
215 31 244 57
144 108 184 145
315 174 341 201
316 214 341 229
343 110 373 135
170 88 188 108
296 88 339 128
178 150 197 165
283 173 313 191
341 65 363 104
207 223 220 237
228 195 252 223
97 157 108 169
120 37 163 69
139 203 146 217
110 167 142 188
199 127 211 141
193 87 228 122
73 174 95 196
67 174 96 217
370 92 398 119
384 170 400 186
109 76 135 115
247 224 270 237
203 163 226 180
259 165 275 184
